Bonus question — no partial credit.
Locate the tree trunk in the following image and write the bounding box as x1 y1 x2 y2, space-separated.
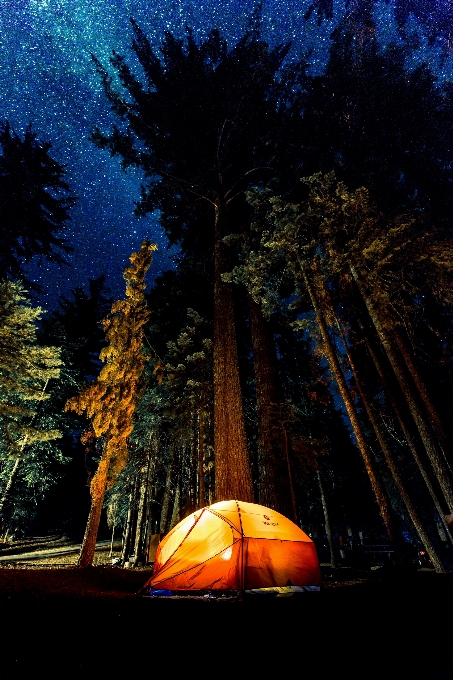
121 481 136 564
316 468 338 569
351 266 453 512
109 523 116 558
142 462 154 561
132 467 149 566
214 204 253 502
0 380 50 518
142 434 158 556
169 481 180 531
282 426 298 524
360 323 453 547
248 293 292 516
301 266 405 566
191 413 198 513
198 402 206 509
336 316 446 573
78 446 112 567
0 457 20 516
160 460 174 534
394 329 452 469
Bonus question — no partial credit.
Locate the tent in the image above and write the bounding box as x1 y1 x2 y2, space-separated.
144 500 322 591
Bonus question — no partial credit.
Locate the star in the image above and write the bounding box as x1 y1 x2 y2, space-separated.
0 0 450 308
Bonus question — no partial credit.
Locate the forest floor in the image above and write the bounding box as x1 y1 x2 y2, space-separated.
0 541 452 680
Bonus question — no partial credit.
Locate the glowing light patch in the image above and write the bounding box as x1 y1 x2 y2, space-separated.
222 546 233 560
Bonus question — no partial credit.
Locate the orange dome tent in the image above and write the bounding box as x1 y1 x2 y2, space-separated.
144 500 322 591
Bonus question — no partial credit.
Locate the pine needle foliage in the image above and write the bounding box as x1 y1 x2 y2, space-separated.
0 122 74 284
65 240 156 491
0 280 63 454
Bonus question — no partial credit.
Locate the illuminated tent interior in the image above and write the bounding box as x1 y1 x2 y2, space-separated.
144 500 322 591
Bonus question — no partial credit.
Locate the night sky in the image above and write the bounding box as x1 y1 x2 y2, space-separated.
0 0 450 309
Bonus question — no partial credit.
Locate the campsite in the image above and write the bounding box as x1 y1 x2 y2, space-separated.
2 4 453 678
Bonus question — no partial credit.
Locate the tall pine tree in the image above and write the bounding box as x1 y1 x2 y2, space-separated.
0 122 74 283
89 16 303 502
0 280 63 521
65 240 155 566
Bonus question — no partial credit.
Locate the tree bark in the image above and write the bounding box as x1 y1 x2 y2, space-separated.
336 316 446 573
301 266 405 566
248 293 292 516
316 468 338 569
78 446 112 567
351 266 453 513
214 204 253 502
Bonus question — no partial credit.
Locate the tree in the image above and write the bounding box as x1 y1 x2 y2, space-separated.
0 280 63 523
334 312 446 572
392 0 453 60
238 172 453 566
34 276 113 538
247 294 294 518
65 240 155 567
41 275 112 383
90 16 301 502
302 172 453 516
304 0 334 24
110 305 215 565
0 122 75 283
164 309 213 511
297 0 453 228
297 4 453 436
306 0 453 55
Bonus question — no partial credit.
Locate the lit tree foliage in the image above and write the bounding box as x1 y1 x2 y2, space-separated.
33 276 113 537
0 280 63 450
110 307 214 564
232 173 453 569
0 280 63 524
65 240 156 566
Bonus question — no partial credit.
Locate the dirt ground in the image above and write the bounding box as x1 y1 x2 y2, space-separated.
0 546 452 680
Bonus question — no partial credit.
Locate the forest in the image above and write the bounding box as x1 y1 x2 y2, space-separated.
1 0 453 574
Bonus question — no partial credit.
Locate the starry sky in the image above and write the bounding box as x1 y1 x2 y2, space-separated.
0 0 449 310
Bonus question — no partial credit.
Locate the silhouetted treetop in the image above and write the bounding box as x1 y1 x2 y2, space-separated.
0 122 74 284
91 21 294 252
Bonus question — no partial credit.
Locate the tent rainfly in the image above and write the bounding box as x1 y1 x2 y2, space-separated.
144 500 322 591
